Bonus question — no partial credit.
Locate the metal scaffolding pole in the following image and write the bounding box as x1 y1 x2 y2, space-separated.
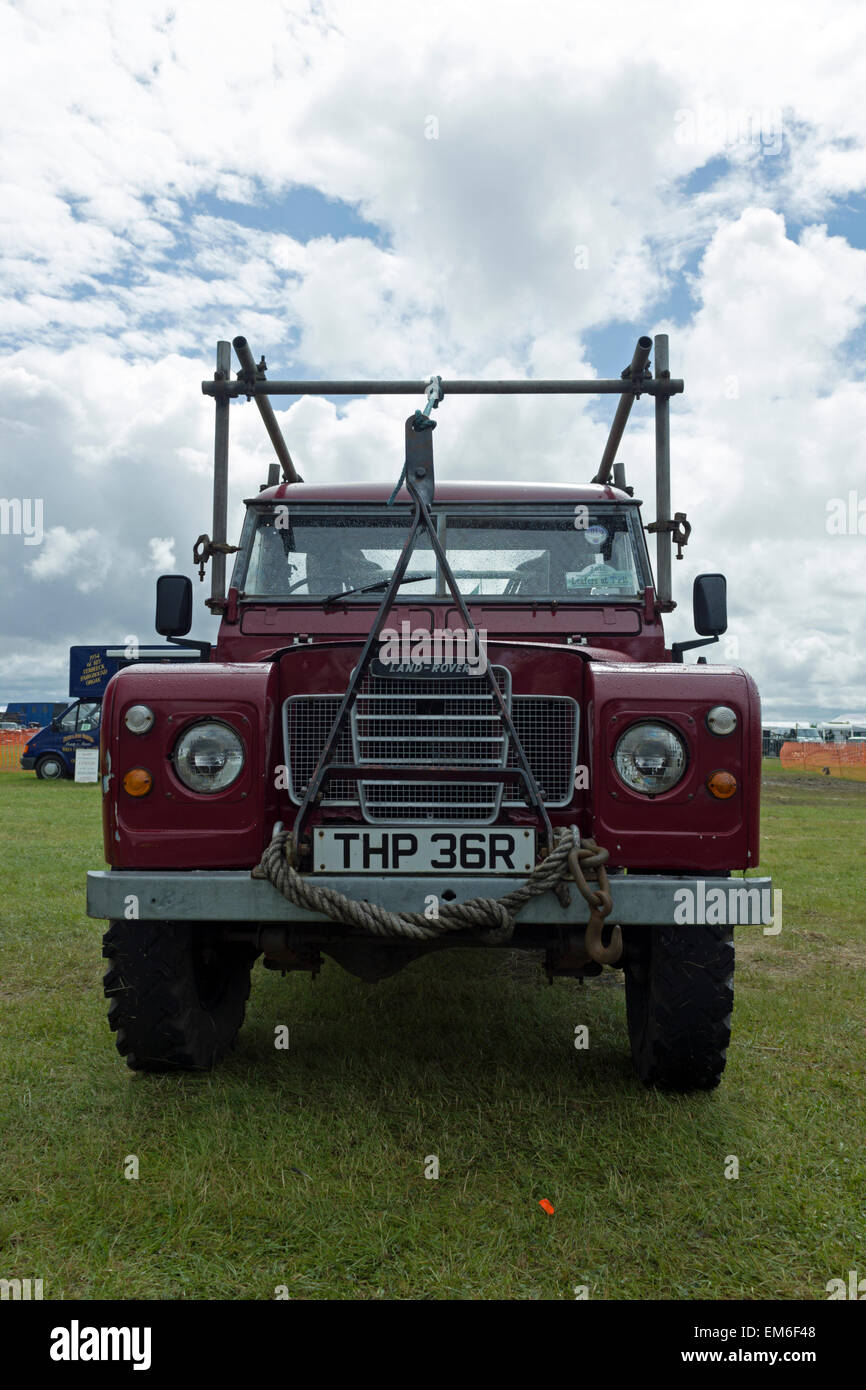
211 340 231 607
592 336 653 484
654 333 672 606
232 337 300 483
202 376 683 399
199 332 686 608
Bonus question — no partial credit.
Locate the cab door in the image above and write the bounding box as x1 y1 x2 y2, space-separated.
57 701 101 763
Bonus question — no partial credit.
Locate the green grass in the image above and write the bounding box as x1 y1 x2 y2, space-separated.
1 762 864 1300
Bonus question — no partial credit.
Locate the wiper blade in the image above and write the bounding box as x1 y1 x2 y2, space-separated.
322 573 434 608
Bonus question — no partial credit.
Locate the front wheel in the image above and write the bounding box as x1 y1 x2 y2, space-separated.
624 924 734 1091
35 754 68 779
103 920 256 1071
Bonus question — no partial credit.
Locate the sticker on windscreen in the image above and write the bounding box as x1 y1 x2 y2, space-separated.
584 525 608 547
566 569 635 591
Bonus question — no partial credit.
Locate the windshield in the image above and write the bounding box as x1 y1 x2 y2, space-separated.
239 506 648 600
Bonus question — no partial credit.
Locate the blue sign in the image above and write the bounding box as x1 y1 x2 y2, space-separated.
69 645 203 698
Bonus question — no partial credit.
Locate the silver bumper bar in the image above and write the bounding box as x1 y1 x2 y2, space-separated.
87 870 775 929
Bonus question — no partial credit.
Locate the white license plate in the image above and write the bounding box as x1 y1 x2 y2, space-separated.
314 827 536 874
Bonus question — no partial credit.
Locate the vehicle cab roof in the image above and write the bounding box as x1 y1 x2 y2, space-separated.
249 480 639 506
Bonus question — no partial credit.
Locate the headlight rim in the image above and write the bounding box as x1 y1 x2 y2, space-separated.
612 718 690 798
171 718 246 796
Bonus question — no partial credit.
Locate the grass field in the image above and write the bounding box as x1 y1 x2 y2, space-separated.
1 761 863 1300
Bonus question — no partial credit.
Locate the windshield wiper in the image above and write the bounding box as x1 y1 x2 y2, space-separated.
322 573 434 609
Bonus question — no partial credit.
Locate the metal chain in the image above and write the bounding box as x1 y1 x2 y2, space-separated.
565 827 623 964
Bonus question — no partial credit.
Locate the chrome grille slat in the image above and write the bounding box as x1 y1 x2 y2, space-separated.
356 711 501 723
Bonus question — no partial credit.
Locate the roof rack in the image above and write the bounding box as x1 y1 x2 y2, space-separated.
200 333 684 609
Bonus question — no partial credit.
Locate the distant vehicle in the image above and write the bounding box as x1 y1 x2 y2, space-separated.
0 720 21 731
821 720 866 743
21 700 102 779
20 645 203 779
762 722 822 756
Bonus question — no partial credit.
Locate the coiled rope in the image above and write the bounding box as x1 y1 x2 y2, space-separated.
252 825 583 945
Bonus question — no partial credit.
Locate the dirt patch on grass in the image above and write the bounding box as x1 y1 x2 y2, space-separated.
737 931 866 978
762 769 866 802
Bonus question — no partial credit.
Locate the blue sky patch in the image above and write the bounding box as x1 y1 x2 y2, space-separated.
191 186 388 247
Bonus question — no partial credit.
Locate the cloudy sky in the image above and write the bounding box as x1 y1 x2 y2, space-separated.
1 0 865 718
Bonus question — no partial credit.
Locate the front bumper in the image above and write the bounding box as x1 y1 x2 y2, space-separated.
87 869 775 929
20 755 35 769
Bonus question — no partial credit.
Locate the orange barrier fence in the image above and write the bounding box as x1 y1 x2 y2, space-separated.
780 740 866 782
0 731 31 770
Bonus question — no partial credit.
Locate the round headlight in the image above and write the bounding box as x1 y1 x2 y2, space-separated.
173 721 244 793
614 722 688 795
124 704 155 735
707 705 737 736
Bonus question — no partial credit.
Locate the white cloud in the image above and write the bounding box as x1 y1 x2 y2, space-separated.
29 526 107 592
147 536 176 571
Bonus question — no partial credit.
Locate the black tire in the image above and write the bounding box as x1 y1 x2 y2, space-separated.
35 754 68 780
103 920 256 1072
624 924 734 1091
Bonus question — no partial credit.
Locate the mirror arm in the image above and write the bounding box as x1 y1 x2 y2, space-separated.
671 635 719 665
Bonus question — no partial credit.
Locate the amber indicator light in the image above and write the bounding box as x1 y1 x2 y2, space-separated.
707 770 737 799
123 768 153 797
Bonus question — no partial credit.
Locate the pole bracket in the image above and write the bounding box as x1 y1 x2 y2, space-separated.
646 511 691 560
387 382 440 505
621 361 652 399
193 533 240 582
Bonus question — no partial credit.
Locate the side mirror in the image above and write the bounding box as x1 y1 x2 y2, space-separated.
693 573 727 636
155 575 192 637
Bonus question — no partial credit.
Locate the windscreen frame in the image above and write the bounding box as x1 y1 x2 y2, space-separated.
230 500 654 603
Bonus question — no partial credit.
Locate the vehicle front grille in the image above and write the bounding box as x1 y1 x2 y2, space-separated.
505 696 579 807
282 674 579 821
352 667 510 823
284 696 355 804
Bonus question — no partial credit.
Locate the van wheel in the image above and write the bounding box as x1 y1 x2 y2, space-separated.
35 754 68 780
624 924 734 1091
102 920 257 1071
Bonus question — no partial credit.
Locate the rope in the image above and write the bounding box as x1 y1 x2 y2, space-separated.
386 461 407 507
252 826 579 945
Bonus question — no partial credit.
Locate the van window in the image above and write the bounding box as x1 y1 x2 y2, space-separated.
59 702 100 733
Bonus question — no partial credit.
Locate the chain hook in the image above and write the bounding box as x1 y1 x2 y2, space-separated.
567 836 623 965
